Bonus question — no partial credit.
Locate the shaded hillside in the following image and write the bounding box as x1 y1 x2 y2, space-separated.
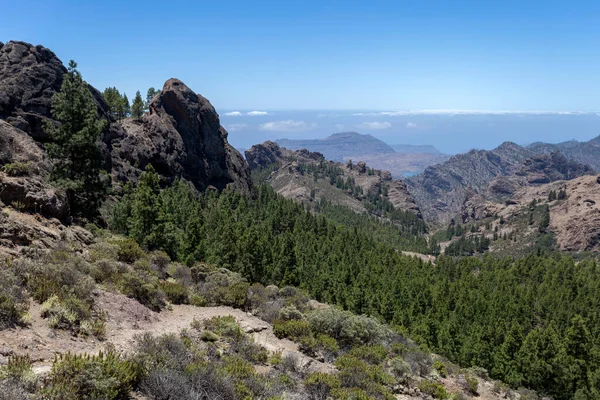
276 132 394 162
528 135 600 171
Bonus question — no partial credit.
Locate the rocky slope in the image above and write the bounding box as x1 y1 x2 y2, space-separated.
0 40 252 228
246 141 422 217
528 135 600 171
276 132 395 162
407 141 594 226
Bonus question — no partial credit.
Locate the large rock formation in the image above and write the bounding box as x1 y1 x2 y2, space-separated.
114 79 251 193
0 41 252 198
0 40 253 234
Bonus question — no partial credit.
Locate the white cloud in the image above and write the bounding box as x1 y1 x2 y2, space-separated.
353 110 593 116
224 111 243 116
334 124 345 131
406 122 418 129
226 123 248 132
318 113 342 118
260 120 317 132
247 111 268 116
356 121 392 130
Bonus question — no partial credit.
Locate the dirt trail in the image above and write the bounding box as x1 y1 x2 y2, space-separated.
0 290 334 375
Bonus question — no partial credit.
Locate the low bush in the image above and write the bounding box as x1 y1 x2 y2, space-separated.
1 162 31 177
273 319 313 340
0 268 28 329
308 307 392 347
198 269 248 308
115 238 144 263
388 357 411 382
305 372 341 400
119 271 165 311
160 281 188 304
419 379 448 399
432 360 448 378
349 345 388 365
43 351 138 400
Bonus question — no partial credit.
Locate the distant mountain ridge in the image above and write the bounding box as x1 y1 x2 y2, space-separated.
527 135 600 170
276 132 394 162
406 141 595 226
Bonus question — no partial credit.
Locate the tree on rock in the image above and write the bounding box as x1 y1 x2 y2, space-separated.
131 90 144 119
146 87 159 108
45 60 110 220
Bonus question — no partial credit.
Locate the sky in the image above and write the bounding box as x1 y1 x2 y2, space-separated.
2 0 600 152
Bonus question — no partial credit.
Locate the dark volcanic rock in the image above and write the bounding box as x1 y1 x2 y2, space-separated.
116 79 252 194
0 41 67 139
516 152 594 183
245 141 324 170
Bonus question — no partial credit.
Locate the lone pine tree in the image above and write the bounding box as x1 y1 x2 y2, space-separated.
45 60 109 220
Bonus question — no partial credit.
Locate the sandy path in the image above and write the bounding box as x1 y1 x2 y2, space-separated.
0 290 334 375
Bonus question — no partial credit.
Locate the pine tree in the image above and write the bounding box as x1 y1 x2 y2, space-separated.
103 87 122 120
45 60 109 220
122 93 131 118
131 90 145 119
146 87 159 107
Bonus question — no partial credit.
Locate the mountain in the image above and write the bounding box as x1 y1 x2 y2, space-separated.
406 141 594 226
528 135 600 171
391 144 442 154
246 141 421 218
0 41 251 224
343 152 451 179
276 132 394 162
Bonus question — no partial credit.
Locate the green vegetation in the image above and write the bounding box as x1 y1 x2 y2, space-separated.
131 90 145 119
45 60 109 219
108 170 600 399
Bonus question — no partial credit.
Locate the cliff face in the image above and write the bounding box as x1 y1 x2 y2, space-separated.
0 41 252 222
115 79 252 194
406 141 595 226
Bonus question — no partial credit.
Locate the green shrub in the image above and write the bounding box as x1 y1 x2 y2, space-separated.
273 319 313 340
1 162 31 177
278 305 304 321
419 379 448 399
349 345 388 365
299 334 339 360
189 294 206 307
0 268 28 329
199 269 248 308
200 316 243 340
433 360 448 378
43 351 138 400
308 307 391 347
334 354 395 397
458 373 478 395
160 281 188 304
305 372 341 400
119 271 165 311
115 238 144 263
388 357 411 382
200 330 219 342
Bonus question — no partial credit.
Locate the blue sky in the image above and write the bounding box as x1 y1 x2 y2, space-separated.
3 1 600 153
3 0 600 111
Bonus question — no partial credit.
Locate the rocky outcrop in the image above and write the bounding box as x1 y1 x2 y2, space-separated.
0 41 67 139
515 152 594 184
245 140 324 170
115 79 252 194
0 40 253 201
0 174 69 220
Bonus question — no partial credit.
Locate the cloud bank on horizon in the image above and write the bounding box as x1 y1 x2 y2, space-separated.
222 109 600 154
